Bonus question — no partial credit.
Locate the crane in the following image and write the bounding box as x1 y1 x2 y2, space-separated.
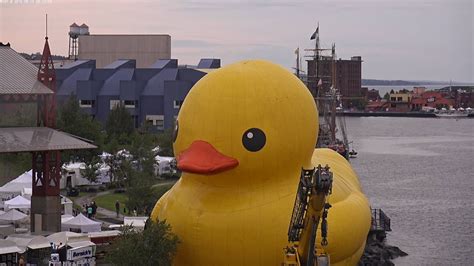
283 165 333 266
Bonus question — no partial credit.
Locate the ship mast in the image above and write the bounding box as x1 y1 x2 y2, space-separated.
330 43 337 142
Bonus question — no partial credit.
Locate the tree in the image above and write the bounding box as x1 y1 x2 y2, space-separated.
155 128 174 157
107 220 179 266
103 153 132 187
80 157 100 184
105 103 134 144
128 132 156 176
125 169 156 215
383 92 390 100
57 95 103 162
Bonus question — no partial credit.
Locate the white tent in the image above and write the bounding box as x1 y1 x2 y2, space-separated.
4 195 31 210
61 213 102 233
60 162 111 188
0 170 33 202
0 239 22 255
6 235 50 251
21 187 32 200
154 155 175 175
62 214 74 224
47 231 89 246
0 209 28 222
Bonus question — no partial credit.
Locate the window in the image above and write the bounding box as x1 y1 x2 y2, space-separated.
397 97 402 101
146 115 165 130
173 100 184 109
110 100 121 110
79 100 94 108
124 100 136 108
390 97 396 101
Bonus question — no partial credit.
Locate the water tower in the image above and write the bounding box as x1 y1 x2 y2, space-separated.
68 22 89 60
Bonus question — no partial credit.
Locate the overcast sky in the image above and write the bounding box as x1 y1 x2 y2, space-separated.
1 0 472 82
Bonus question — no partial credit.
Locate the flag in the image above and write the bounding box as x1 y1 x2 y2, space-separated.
317 79 323 87
310 26 319 40
294 47 299 55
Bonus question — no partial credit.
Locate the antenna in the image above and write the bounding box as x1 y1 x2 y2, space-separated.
45 14 48 39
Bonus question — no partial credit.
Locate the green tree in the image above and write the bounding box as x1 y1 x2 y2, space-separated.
125 170 156 215
383 92 390 100
105 104 134 144
128 132 157 176
103 153 132 187
155 128 174 157
57 95 103 162
80 157 100 183
107 220 179 266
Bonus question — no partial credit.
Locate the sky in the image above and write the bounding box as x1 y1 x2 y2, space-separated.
0 0 472 82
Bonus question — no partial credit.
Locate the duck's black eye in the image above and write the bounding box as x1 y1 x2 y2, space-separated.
173 120 179 143
242 128 266 152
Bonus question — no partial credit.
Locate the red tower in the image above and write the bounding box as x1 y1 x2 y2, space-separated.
0 38 96 234
30 37 63 233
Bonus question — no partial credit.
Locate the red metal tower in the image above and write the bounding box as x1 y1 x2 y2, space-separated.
31 36 62 232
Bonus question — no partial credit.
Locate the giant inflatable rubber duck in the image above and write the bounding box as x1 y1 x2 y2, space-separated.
151 60 371 265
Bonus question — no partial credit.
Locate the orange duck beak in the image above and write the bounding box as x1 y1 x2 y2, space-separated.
177 140 239 175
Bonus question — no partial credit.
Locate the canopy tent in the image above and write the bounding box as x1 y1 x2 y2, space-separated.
61 214 101 233
61 214 74 224
4 195 31 210
21 187 32 199
60 162 111 188
47 231 89 246
0 170 33 202
0 209 28 222
6 235 50 250
0 239 22 255
154 155 175 175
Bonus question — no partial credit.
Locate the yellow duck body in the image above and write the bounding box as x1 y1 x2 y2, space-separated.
151 60 371 265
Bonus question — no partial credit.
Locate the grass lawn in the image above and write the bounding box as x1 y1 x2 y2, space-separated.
93 182 175 214
94 193 128 215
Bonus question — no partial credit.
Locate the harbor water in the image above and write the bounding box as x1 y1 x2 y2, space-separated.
346 117 474 265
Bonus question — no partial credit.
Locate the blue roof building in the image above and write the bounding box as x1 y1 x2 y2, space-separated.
56 58 220 131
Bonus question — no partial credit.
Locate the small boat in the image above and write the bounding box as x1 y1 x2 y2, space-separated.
435 112 469 118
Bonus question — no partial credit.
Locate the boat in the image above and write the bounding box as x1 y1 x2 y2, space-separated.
298 29 357 160
435 112 469 118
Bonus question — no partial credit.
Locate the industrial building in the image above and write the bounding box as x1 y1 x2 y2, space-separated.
56 58 220 130
77 34 171 68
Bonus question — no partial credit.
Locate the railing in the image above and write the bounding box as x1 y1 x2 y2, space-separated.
371 208 391 232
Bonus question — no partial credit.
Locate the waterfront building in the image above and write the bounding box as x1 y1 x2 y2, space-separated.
436 86 474 108
388 90 412 112
412 87 426 95
365 100 389 112
56 58 220 131
307 56 363 107
410 91 455 111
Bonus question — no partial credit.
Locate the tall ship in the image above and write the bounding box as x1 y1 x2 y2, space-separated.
295 25 357 159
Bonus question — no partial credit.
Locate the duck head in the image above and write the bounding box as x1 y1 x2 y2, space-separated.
173 60 318 186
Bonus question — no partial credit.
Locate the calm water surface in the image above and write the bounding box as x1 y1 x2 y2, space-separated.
346 117 474 265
